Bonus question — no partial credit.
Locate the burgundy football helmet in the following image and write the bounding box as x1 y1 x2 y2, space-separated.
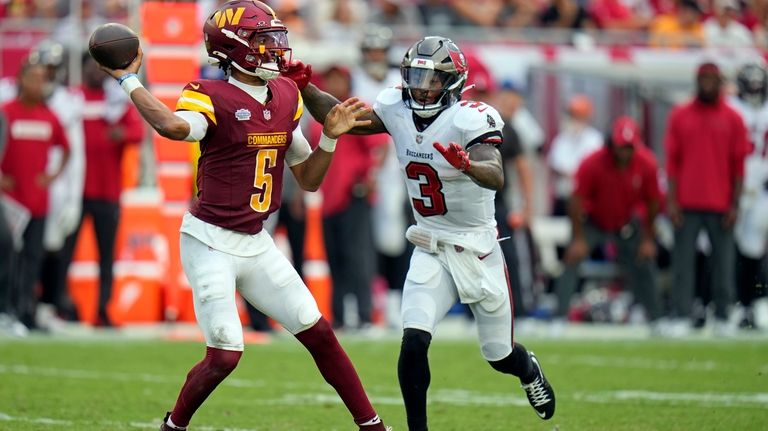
203 0 291 80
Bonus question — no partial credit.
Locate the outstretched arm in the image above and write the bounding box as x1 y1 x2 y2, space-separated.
290 98 372 191
301 83 388 135
434 142 504 191
466 144 504 191
98 47 190 140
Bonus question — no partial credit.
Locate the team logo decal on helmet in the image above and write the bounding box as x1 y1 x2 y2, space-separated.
203 0 292 81
400 36 468 118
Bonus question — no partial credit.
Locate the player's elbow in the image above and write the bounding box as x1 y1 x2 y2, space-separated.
155 117 189 141
488 175 504 191
298 179 321 192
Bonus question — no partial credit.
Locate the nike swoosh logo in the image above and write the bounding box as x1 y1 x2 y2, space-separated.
190 82 200 90
537 411 547 419
478 251 492 260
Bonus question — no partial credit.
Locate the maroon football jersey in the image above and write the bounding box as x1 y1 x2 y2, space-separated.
175 77 302 234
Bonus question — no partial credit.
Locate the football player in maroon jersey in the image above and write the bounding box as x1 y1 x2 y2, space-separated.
98 1 390 430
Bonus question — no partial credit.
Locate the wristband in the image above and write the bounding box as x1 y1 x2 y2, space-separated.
118 74 143 95
318 132 337 152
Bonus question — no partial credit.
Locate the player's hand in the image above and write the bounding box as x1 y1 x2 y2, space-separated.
433 142 471 172
36 172 56 187
108 126 125 142
636 236 657 261
323 97 372 139
722 205 738 229
564 237 588 265
283 60 312 90
99 46 144 80
0 175 15 192
667 200 683 228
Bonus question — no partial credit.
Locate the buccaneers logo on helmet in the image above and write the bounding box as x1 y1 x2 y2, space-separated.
203 0 292 81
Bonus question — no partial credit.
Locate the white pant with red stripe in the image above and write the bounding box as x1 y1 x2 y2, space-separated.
401 243 514 361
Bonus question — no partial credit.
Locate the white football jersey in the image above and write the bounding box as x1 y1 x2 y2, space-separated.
729 96 768 193
373 87 504 233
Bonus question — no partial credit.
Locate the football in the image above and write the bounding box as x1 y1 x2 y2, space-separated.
88 23 139 70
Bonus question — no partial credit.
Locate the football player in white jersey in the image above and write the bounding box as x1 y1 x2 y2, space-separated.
285 36 556 429
729 62 768 329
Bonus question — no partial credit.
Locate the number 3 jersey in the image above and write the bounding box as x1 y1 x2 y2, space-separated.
175 77 303 236
373 87 505 233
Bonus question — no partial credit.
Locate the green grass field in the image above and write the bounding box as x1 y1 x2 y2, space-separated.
1 333 767 431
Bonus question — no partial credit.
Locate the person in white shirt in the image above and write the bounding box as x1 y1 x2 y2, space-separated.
286 35 556 429
547 94 603 216
703 0 755 48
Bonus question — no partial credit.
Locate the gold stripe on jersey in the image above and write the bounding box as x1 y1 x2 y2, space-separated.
248 132 288 147
176 89 216 125
293 92 304 121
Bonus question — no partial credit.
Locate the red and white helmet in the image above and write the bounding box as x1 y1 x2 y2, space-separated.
203 0 291 80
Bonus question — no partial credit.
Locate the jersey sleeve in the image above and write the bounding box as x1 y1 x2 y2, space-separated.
176 82 217 128
372 87 402 133
286 127 311 167
455 103 505 150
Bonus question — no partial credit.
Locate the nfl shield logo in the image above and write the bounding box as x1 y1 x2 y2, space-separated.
415 134 423 144
263 109 272 121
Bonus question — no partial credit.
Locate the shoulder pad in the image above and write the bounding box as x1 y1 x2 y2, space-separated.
453 101 504 133
375 87 403 107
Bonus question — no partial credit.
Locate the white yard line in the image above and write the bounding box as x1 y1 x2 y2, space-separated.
573 390 768 408
547 354 721 371
2 363 767 413
0 363 330 391
0 413 262 431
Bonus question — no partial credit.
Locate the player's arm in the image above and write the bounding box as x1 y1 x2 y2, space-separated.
300 83 387 135
466 144 504 190
98 47 190 141
290 98 372 191
433 141 504 191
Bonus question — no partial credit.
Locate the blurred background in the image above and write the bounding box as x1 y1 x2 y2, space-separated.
1 0 767 339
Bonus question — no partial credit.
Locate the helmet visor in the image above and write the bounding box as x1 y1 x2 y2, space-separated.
245 30 291 71
248 30 290 51
403 67 457 92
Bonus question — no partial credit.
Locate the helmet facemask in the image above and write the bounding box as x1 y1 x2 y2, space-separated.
221 28 292 81
402 66 464 118
400 37 468 118
737 64 768 108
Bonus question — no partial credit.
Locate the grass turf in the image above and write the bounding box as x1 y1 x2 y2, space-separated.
0 335 766 430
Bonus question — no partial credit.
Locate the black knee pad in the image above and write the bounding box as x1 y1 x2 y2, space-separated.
401 328 432 355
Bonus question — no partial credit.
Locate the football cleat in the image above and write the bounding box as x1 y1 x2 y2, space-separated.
159 412 185 431
521 352 555 420
358 415 391 430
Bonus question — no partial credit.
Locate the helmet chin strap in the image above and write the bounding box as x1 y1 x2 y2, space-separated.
413 108 441 118
231 61 280 81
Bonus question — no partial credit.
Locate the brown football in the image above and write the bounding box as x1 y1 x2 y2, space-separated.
88 23 139 70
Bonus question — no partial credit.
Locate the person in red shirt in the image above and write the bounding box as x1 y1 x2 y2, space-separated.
665 62 749 335
311 66 387 329
553 117 662 331
0 62 70 330
60 53 144 327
